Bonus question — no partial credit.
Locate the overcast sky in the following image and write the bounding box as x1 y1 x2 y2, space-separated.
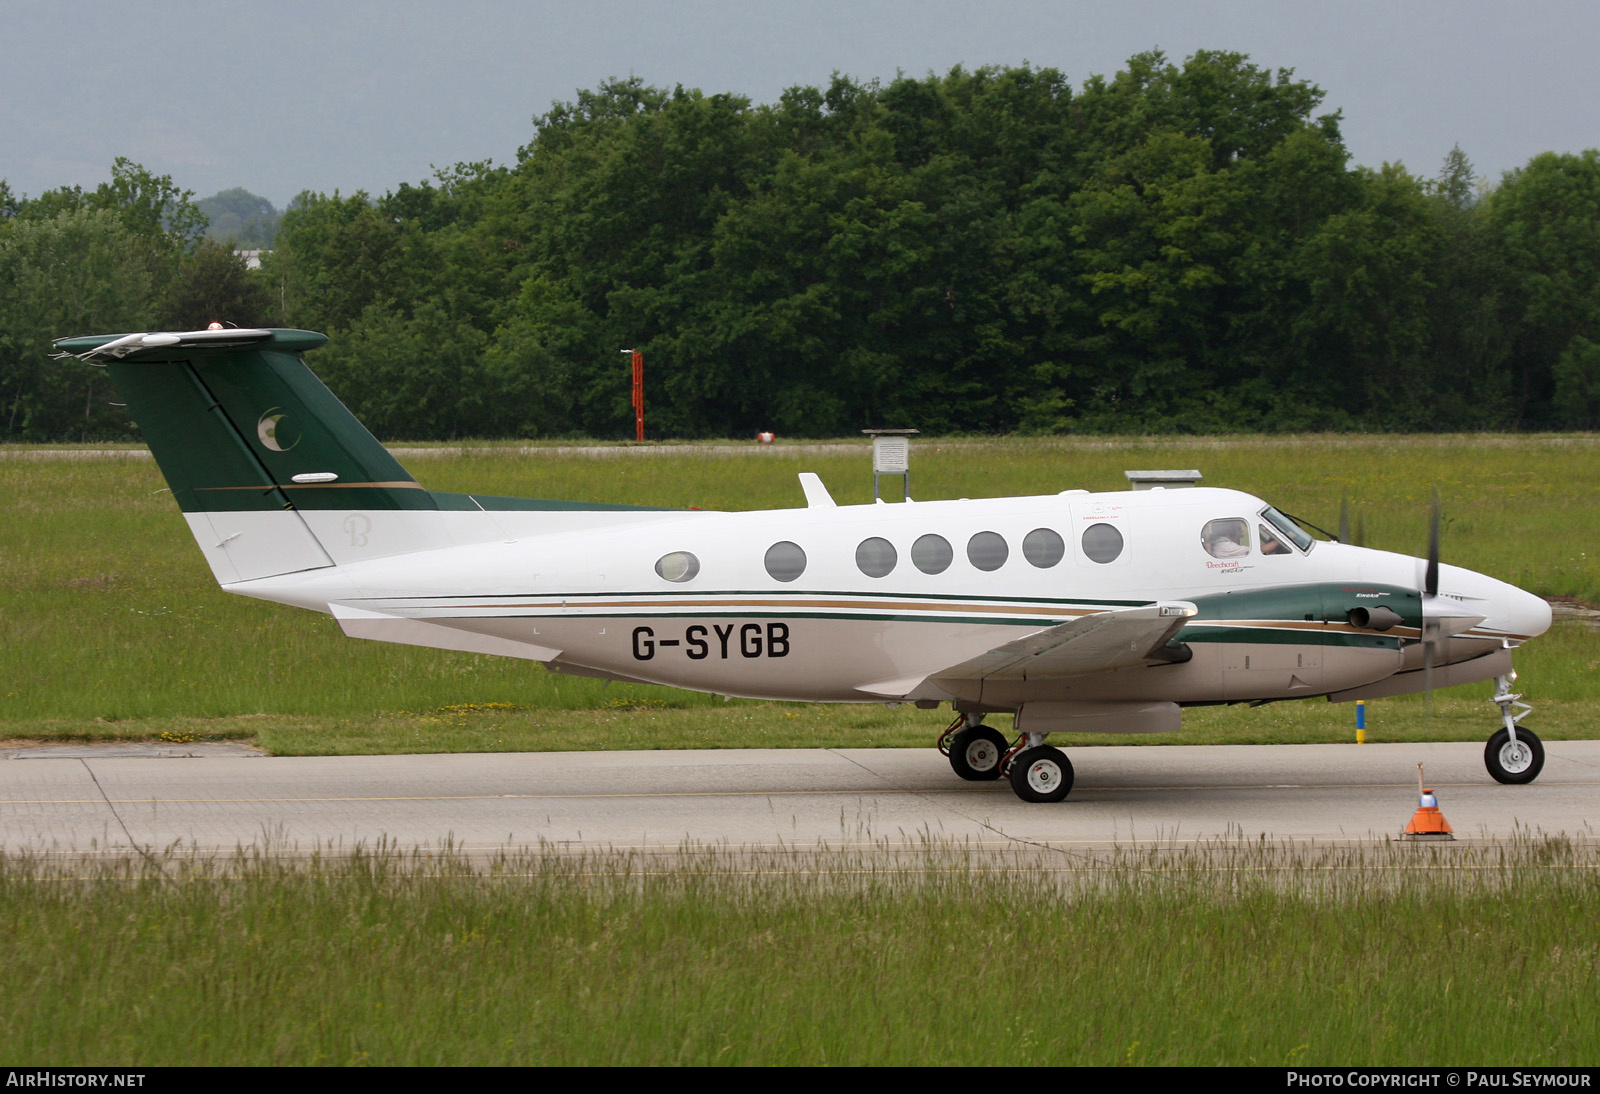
4 0 1597 209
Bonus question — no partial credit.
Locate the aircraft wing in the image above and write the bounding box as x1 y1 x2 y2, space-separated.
855 602 1196 699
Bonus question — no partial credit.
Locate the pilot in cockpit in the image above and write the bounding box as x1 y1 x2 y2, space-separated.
1203 518 1251 558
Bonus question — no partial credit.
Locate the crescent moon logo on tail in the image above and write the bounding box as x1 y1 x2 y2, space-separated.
257 408 300 452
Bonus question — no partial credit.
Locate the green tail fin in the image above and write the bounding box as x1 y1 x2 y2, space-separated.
54 328 435 514
56 327 671 585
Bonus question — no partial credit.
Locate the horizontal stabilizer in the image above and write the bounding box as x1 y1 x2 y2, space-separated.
330 604 562 662
56 328 282 360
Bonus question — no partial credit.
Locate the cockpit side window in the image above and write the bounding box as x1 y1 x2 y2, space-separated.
1260 506 1313 552
1202 518 1251 559
1259 525 1291 555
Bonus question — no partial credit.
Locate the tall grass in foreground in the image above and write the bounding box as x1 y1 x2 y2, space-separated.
1 836 1595 1066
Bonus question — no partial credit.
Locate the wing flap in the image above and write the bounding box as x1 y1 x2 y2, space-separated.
933 602 1197 683
854 602 1197 700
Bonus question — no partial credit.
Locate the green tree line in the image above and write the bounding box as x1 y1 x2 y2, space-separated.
5 52 1600 441
0 159 273 440
196 188 282 250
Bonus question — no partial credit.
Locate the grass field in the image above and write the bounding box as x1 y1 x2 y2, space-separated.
2 836 1595 1066
3 435 1598 753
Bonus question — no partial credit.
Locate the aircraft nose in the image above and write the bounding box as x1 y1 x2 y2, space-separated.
1494 583 1552 642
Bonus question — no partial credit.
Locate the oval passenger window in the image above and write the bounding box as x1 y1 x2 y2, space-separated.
764 541 807 582
1022 528 1065 568
856 537 897 578
967 531 1008 572
1081 523 1123 564
655 551 701 582
911 533 953 574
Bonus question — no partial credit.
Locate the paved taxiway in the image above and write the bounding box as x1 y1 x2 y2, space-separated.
3 741 1597 854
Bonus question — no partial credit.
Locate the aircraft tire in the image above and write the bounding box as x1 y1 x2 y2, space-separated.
1009 745 1074 803
948 726 1009 781
1485 726 1544 784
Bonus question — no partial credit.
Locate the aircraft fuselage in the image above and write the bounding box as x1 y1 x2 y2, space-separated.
227 486 1549 714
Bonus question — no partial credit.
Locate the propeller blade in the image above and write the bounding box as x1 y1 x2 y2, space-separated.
1422 630 1435 716
1417 489 1444 717
1425 490 1440 598
1355 513 1366 548
1339 498 1350 544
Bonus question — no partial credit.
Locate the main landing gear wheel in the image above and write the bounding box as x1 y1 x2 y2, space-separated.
948 726 1009 781
1009 745 1074 803
1485 727 1544 784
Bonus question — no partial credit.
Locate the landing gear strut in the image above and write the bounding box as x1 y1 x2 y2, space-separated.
1485 671 1543 784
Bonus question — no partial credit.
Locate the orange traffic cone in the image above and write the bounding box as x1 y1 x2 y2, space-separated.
1402 763 1455 841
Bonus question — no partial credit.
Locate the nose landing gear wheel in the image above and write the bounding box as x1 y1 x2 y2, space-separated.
1485 727 1544 784
948 726 1009 781
1009 745 1074 803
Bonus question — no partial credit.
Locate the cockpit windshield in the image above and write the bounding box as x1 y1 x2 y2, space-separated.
1260 506 1314 552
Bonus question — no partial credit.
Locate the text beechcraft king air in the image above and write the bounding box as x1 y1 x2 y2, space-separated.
56 327 1554 803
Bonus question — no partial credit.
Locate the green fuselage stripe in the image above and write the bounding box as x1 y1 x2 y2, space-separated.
367 589 1153 608
412 610 1406 648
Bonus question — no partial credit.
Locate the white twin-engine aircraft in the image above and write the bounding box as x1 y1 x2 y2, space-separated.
57 328 1554 803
